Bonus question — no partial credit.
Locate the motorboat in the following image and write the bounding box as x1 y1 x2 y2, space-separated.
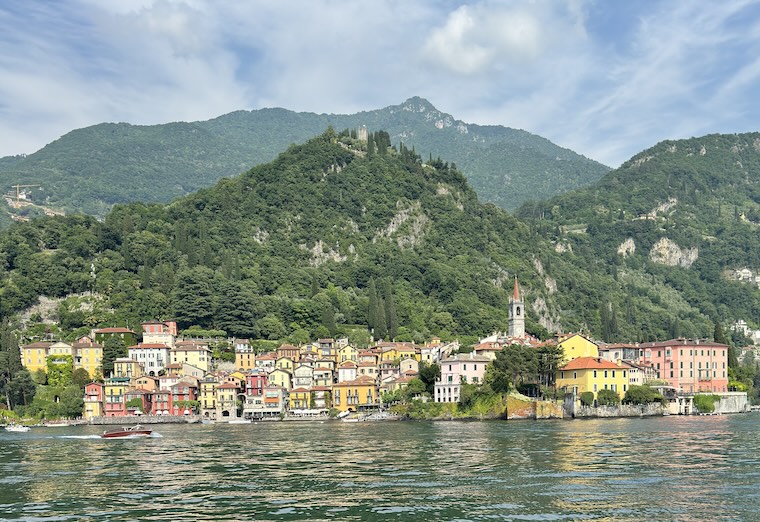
4 423 30 432
101 424 153 438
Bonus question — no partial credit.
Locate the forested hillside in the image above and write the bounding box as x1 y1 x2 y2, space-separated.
0 97 609 219
517 133 760 343
3 130 755 347
0 130 570 344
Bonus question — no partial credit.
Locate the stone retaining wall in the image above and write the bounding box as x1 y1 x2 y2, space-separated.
506 395 564 420
90 415 199 425
573 403 666 418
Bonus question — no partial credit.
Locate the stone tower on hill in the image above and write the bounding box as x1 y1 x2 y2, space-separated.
508 276 525 338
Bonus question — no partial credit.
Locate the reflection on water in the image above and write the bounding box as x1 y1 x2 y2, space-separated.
0 415 758 520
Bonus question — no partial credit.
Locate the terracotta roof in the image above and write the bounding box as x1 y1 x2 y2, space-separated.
560 357 631 371
338 361 357 368
290 387 310 393
314 367 332 373
94 327 136 334
74 342 102 349
129 343 170 349
311 386 331 391
217 383 239 390
23 342 53 349
639 338 728 349
334 375 377 387
357 361 376 367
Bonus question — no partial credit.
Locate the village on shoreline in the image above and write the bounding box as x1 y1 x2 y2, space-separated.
14 279 752 426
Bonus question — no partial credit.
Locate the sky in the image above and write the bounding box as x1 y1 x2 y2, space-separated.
2 0 760 167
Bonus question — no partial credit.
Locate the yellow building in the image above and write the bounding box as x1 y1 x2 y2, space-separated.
74 340 103 377
112 358 143 381
21 342 52 374
337 345 358 363
556 357 631 400
49 341 73 358
235 346 256 372
276 356 294 372
200 378 218 419
332 376 379 412
172 342 211 373
289 387 311 409
557 334 599 362
269 368 292 390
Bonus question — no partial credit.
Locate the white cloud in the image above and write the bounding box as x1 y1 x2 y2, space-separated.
0 0 759 171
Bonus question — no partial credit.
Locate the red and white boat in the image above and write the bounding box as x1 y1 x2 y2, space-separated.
101 425 153 438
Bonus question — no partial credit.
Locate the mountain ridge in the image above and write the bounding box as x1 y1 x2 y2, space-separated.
0 97 610 219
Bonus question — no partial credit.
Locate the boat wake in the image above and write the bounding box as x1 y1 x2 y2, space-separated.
57 435 102 439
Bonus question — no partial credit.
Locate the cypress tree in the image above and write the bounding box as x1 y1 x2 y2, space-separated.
383 280 398 340
367 278 379 333
375 297 388 340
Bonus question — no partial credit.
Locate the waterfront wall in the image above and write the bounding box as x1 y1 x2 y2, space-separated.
505 395 564 420
90 415 200 425
713 392 750 414
572 403 666 418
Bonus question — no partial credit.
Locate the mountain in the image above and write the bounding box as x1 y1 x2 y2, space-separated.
517 133 760 344
4 129 753 349
0 130 572 344
0 97 609 218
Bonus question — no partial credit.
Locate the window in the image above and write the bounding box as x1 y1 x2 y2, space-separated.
623 384 627 391
573 372 577 379
612 371 616 378
593 370 597 378
593 384 597 392
670 371 674 378
604 371 608 378
463 364 467 370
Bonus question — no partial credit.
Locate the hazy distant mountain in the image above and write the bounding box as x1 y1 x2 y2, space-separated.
0 97 609 217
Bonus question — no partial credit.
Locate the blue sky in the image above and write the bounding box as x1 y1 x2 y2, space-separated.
1 0 760 167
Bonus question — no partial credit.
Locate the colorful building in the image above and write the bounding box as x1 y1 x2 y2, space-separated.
93 327 138 348
332 376 379 412
638 338 729 393
172 341 211 372
434 353 491 403
557 334 599 362
21 341 52 374
557 357 631 399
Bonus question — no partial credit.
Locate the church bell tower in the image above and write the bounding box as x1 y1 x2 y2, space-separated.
508 276 525 338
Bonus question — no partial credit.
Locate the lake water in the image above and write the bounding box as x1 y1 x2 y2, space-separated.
1 414 759 521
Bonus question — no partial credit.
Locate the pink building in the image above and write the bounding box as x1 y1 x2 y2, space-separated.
245 371 270 397
434 353 491 403
638 338 728 393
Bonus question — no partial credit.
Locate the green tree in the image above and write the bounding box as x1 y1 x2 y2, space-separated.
579 391 594 406
623 384 664 405
321 302 337 337
172 266 216 329
102 336 127 378
7 369 36 408
46 355 74 387
0 322 24 408
71 368 92 389
383 280 398 340
596 388 620 406
418 362 441 395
